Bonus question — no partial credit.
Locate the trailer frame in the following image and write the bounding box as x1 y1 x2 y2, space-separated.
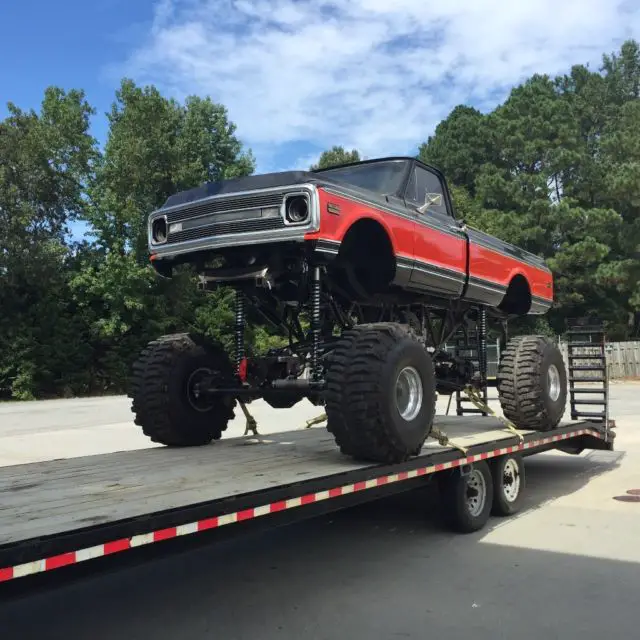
0 416 614 586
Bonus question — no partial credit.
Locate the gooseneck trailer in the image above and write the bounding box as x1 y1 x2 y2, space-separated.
0 412 614 586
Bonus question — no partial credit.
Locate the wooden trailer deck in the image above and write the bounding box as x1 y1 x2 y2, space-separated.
0 416 608 548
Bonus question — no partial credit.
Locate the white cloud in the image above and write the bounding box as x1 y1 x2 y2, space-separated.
123 0 640 169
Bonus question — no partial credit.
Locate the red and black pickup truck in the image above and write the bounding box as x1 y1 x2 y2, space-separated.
149 156 552 316
135 156 565 464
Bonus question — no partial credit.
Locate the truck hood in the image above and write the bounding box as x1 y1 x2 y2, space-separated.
161 171 325 209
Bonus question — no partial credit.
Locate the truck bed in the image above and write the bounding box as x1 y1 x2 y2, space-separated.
0 416 613 582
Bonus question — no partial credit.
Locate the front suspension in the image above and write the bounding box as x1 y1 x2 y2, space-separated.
234 289 246 375
310 265 323 382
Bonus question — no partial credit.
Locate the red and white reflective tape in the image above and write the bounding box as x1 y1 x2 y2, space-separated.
0 427 603 583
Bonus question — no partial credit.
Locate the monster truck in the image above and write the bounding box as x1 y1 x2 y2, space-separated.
130 156 567 463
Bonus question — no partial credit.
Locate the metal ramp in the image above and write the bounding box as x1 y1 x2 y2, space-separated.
566 318 609 427
455 308 489 417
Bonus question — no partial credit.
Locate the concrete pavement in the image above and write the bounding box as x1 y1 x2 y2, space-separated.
0 391 484 465
1 382 636 466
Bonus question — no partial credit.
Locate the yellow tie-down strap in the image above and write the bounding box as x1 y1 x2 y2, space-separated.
303 385 525 457
304 412 472 455
461 385 524 443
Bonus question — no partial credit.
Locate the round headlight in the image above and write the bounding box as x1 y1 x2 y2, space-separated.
152 217 168 243
285 195 309 224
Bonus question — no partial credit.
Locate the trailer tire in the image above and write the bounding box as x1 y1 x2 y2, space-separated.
325 323 437 463
491 454 525 516
439 461 494 533
497 335 567 432
129 333 236 446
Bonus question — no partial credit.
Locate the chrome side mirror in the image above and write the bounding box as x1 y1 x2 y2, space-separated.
417 192 442 214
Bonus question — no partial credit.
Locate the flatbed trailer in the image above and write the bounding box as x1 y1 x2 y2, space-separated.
0 415 614 586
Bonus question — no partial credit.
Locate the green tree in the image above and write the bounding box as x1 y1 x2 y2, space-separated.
602 39 640 104
419 41 640 338
73 79 257 391
419 105 494 195
556 40 640 335
310 145 361 170
0 87 98 398
86 79 255 258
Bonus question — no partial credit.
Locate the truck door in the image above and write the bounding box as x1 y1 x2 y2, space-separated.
403 163 467 298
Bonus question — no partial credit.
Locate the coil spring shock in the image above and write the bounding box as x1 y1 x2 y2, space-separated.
234 289 246 373
310 266 322 382
478 306 487 382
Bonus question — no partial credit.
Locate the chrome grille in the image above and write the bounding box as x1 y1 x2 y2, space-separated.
166 217 286 245
165 192 284 224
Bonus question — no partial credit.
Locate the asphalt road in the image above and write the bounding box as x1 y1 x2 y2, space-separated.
0 385 639 639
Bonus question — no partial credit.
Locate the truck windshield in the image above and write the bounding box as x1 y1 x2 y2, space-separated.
314 159 409 195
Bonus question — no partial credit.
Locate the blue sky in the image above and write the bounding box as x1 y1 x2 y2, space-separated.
2 0 640 177
1 1 151 148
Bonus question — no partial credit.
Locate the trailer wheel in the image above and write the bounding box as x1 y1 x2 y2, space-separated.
129 333 236 446
491 455 525 516
325 323 437 463
497 335 567 432
440 461 494 533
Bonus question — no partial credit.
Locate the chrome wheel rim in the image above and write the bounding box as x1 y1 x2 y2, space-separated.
502 459 521 503
466 469 487 517
395 366 423 421
186 367 214 412
548 364 561 402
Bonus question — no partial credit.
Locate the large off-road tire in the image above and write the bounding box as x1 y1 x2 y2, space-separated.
324 329 362 459
129 333 236 446
325 323 437 464
497 335 567 432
